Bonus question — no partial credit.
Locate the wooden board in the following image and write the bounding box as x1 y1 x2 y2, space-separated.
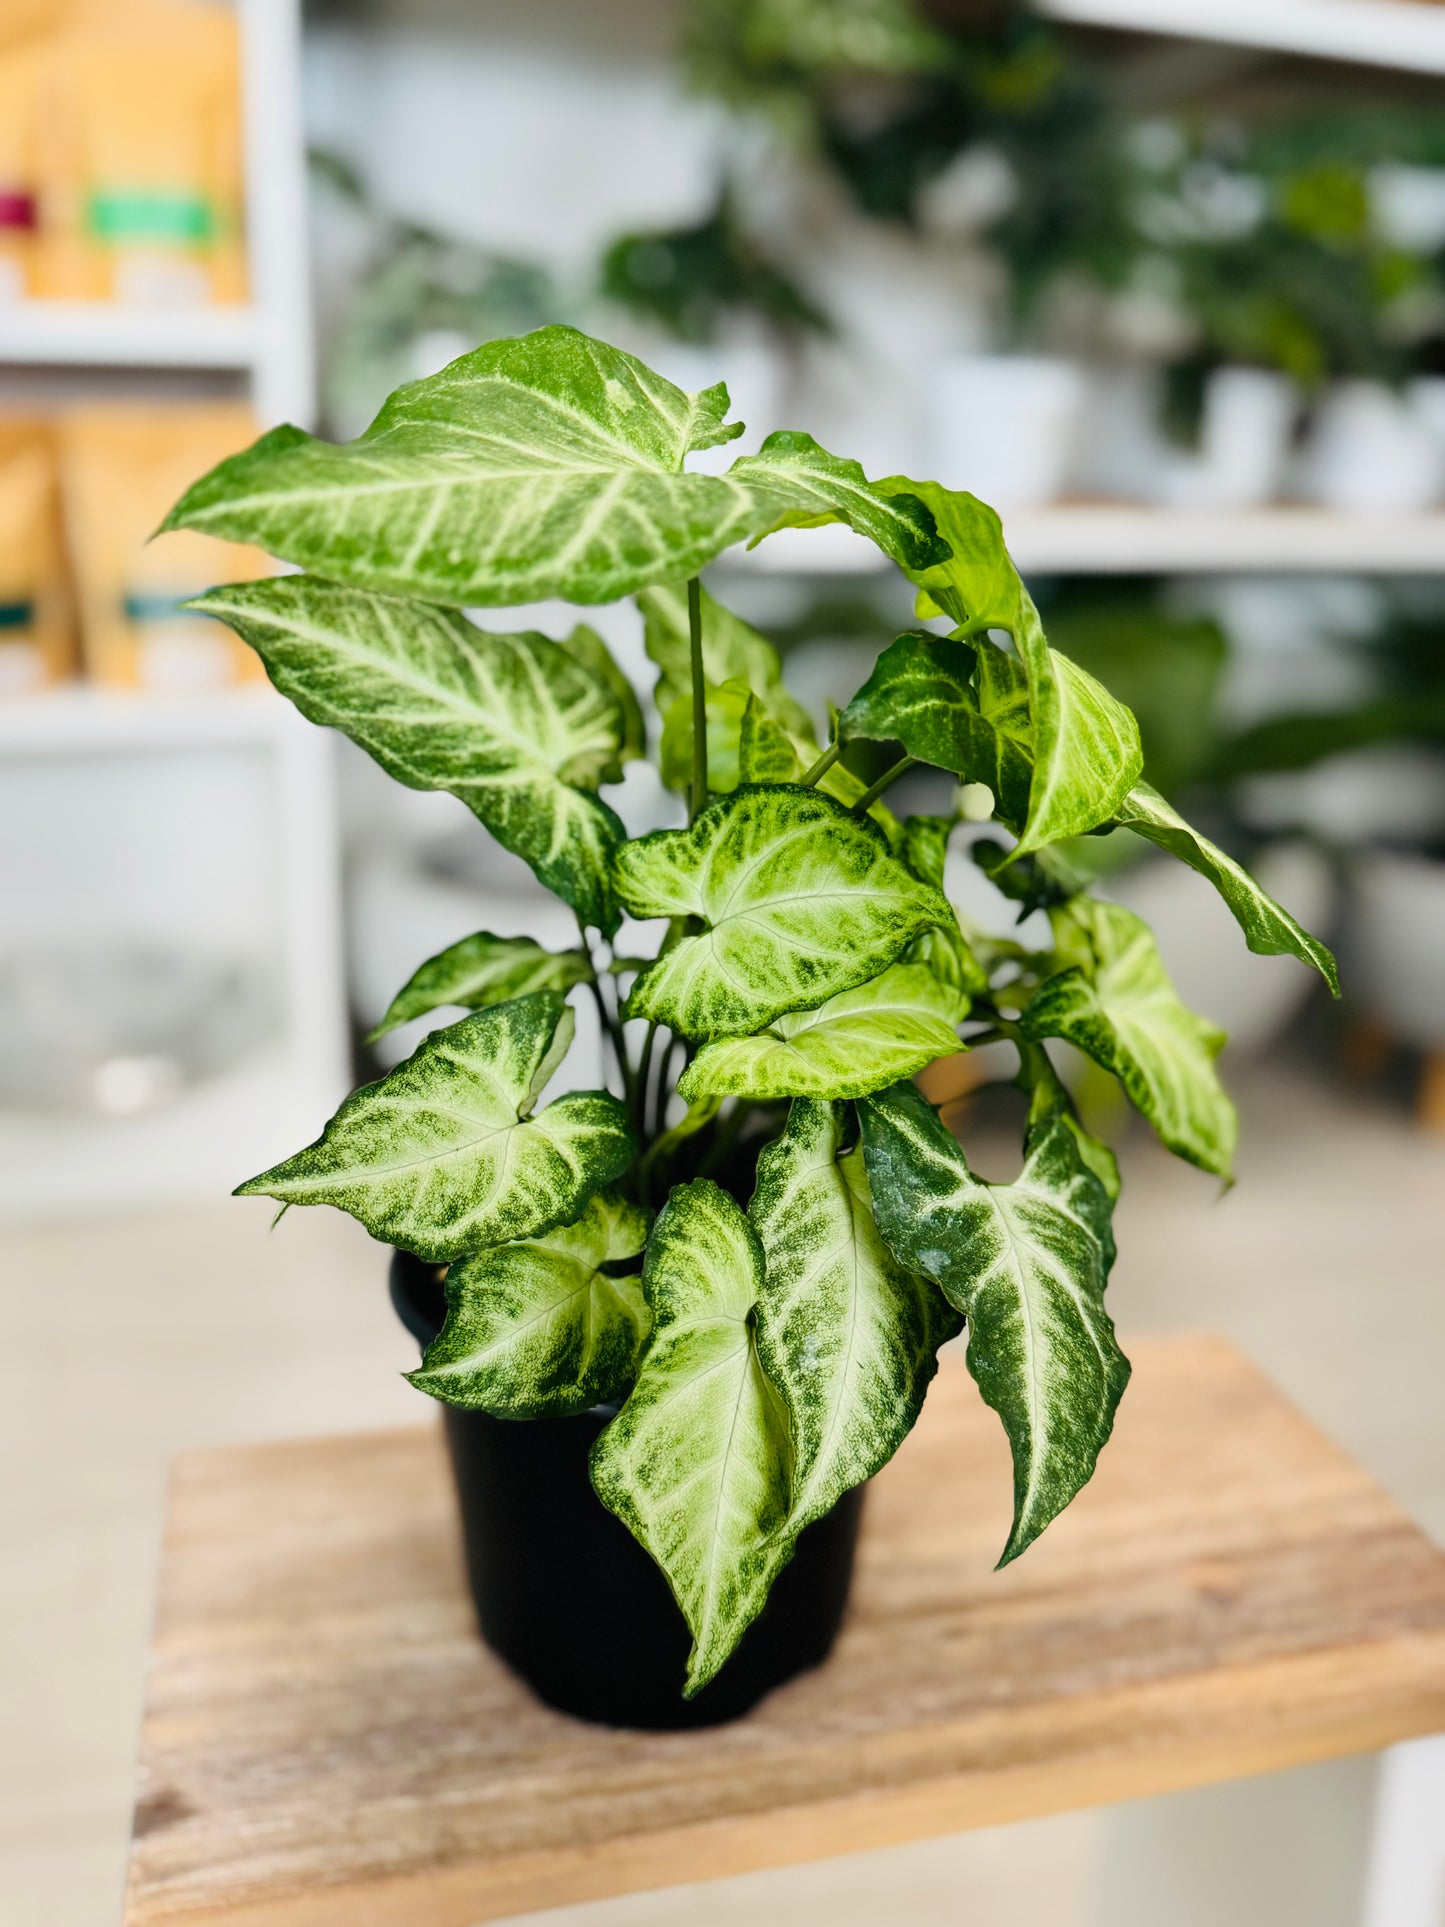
124 1335 1445 1927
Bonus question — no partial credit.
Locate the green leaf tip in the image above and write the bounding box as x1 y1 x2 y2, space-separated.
236 993 635 1262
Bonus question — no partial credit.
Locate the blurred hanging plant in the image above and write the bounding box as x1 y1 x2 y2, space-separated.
600 191 831 344
683 0 1138 331
1135 121 1436 391
311 149 568 436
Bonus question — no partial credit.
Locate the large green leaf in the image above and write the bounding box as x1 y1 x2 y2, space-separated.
551 622 647 769
190 575 625 933
638 580 817 742
875 479 1142 853
750 1100 961 1555
858 1077 1128 1564
590 1180 792 1693
236 993 635 1262
1112 782 1339 995
164 326 941 606
615 785 950 1038
408 1189 651 1417
1022 898 1237 1179
841 631 1034 828
678 963 968 1101
369 932 592 1041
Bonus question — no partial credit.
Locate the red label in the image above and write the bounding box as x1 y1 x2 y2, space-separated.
0 191 36 232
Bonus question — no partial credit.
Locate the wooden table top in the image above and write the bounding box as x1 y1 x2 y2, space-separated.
124 1334 1445 1927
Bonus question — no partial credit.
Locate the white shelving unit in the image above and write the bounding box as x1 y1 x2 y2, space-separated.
0 0 341 1221
1039 0 1445 77
732 507 1445 577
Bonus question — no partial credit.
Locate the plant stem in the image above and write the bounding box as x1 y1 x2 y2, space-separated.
851 754 917 815
576 917 632 1102
798 741 841 788
687 575 707 821
632 1020 658 1139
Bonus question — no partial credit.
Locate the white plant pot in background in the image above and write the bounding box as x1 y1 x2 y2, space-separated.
1159 366 1299 510
1349 848 1445 1048
1068 364 1172 503
1303 380 1445 513
930 356 1085 511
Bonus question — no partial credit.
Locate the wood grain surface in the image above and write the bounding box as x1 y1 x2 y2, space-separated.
123 1334 1445 1927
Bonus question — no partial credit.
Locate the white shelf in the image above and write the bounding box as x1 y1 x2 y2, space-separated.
1038 0 1445 77
731 505 1445 575
0 684 295 754
0 301 260 371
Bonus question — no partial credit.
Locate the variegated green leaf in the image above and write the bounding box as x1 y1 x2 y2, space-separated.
678 964 968 1102
369 932 592 1041
1113 782 1339 995
1022 898 1237 1179
841 631 1034 829
858 1077 1128 1564
615 785 950 1038
875 479 1143 853
749 1100 960 1558
408 1189 651 1417
739 692 804 783
638 580 817 742
552 622 647 769
899 814 989 996
189 575 625 933
732 432 948 572
590 1180 792 1693
236 993 635 1261
165 327 944 607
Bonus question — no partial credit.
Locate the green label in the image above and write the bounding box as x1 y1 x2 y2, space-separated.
0 599 34 632
88 191 215 246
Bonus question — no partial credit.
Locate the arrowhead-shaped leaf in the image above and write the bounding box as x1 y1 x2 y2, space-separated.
189 575 626 933
369 932 592 1041
841 631 1034 829
1022 898 1237 1179
615 785 950 1038
236 993 635 1261
875 479 1142 852
638 580 817 743
750 1100 961 1549
408 1189 651 1417
1113 782 1339 995
678 963 969 1101
590 1180 792 1693
163 326 939 606
551 621 647 769
857 1077 1128 1564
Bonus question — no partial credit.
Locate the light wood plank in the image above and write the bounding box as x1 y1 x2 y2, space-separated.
123 1335 1445 1927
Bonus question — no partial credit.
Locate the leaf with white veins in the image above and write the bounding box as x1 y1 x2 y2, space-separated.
590 1180 792 1693
750 1100 960 1555
236 993 635 1261
1022 897 1237 1179
369 932 592 1041
857 1077 1128 1564
164 327 940 606
679 963 968 1101
551 621 646 770
190 575 625 932
409 1189 651 1416
875 479 1142 853
615 785 950 1038
1113 782 1339 994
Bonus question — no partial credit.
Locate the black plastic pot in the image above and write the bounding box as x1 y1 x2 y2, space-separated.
390 1248 863 1729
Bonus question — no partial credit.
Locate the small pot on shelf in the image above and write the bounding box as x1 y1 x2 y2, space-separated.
390 1249 865 1731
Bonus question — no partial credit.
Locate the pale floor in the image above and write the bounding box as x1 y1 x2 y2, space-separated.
2 1061 1441 1927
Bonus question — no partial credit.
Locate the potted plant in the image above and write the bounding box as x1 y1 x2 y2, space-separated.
163 324 1336 1730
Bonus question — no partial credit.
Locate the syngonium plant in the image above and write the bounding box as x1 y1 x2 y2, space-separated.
165 325 1338 1695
